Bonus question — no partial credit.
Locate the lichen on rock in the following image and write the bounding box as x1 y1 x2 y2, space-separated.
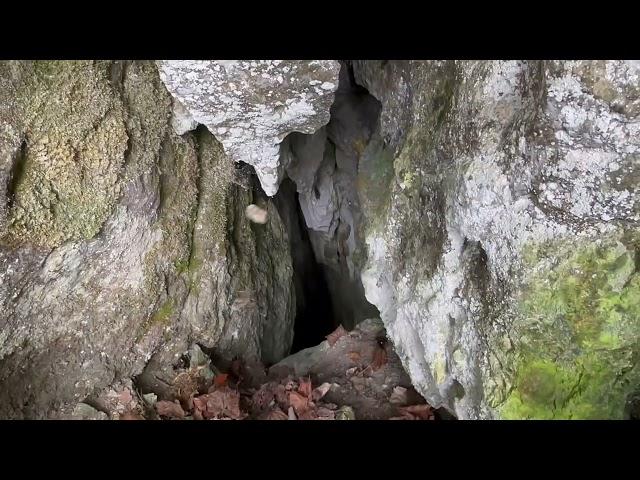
6 61 128 247
157 60 341 196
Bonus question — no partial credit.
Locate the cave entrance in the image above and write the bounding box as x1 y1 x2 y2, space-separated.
274 178 338 353
274 61 382 354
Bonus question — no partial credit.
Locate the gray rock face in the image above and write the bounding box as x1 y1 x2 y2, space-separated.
353 60 640 419
0 61 295 418
157 60 341 196
1 60 639 420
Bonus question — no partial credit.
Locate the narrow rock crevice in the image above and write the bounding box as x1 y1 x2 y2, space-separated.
273 178 337 353
274 61 383 353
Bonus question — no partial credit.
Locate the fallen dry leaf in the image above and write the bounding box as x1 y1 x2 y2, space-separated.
193 395 207 413
391 404 435 420
399 404 434 420
298 377 313 398
326 325 348 347
390 386 408 405
289 391 310 414
371 345 388 371
193 387 243 420
347 351 361 362
156 400 186 419
311 383 332 402
214 374 229 387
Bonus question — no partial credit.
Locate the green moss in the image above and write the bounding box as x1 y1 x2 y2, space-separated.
174 256 203 293
152 299 175 325
174 257 202 275
136 298 175 342
174 259 189 274
500 234 640 419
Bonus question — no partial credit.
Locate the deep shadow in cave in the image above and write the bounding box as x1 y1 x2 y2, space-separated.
274 60 384 354
273 178 338 353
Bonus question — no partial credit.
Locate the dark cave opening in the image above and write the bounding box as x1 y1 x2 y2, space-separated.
273 178 339 353
273 61 385 355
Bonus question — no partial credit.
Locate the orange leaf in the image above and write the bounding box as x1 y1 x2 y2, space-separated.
400 404 434 420
214 374 229 387
371 346 388 371
156 400 186 419
298 377 312 398
289 391 309 414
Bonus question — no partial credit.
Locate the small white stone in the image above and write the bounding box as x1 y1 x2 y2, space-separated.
245 204 268 224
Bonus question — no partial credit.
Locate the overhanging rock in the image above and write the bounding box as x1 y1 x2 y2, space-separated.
157 60 341 196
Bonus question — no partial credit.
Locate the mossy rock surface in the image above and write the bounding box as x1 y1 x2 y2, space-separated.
6 61 128 247
497 231 640 419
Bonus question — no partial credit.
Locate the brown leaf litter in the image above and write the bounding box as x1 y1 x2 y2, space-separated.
97 322 445 421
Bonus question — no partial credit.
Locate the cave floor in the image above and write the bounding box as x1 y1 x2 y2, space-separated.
81 319 446 421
